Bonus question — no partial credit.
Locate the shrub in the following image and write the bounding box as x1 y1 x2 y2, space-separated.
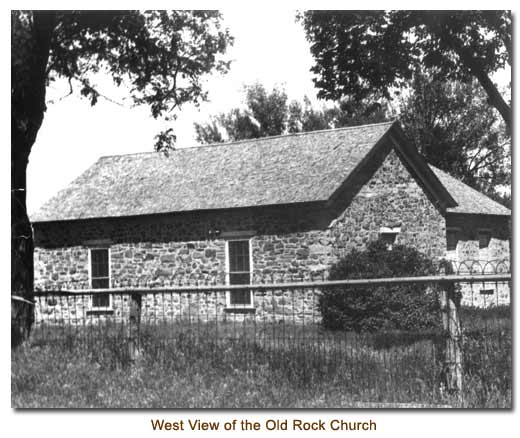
320 239 441 332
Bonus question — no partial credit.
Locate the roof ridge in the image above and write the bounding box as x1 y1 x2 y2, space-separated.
99 120 397 160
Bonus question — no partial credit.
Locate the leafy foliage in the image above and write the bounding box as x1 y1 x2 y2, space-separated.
12 10 233 151
399 72 511 203
320 239 441 332
11 10 233 345
287 96 390 134
194 82 289 143
299 11 511 128
194 82 390 144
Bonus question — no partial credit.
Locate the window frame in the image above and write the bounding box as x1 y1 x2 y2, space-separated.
224 237 254 310
379 226 400 250
88 246 112 311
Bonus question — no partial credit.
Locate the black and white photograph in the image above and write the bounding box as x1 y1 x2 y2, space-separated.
10 6 512 419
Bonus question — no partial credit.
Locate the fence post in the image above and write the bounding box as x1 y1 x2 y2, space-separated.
440 284 463 394
128 292 142 361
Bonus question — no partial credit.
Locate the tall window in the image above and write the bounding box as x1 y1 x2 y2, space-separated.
226 239 252 307
90 248 110 309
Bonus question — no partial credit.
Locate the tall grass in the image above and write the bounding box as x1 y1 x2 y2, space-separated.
12 311 511 408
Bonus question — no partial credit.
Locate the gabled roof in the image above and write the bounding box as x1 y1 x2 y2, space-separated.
32 122 394 222
430 166 510 216
31 121 510 223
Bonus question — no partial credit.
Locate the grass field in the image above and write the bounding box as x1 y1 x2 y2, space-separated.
12 308 511 408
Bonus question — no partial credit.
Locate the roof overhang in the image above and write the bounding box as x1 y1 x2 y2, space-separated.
325 121 458 214
388 123 458 211
31 200 328 226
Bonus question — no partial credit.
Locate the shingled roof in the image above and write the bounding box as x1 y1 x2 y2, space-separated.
31 121 510 222
429 166 510 216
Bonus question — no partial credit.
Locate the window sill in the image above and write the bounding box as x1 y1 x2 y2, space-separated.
86 309 114 316
224 307 256 314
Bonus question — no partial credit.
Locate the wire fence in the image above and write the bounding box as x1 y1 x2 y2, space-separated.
25 259 511 407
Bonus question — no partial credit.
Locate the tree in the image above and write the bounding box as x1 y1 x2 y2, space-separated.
399 72 510 203
299 10 511 129
195 82 289 143
11 10 233 346
287 96 390 134
195 82 390 144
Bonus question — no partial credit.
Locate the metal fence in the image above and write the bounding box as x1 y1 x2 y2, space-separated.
26 259 511 407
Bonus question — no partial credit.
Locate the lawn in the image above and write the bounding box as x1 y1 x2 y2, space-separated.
12 308 511 408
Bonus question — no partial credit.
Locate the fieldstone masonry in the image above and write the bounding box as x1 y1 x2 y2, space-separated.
330 149 447 259
34 147 510 324
445 214 510 307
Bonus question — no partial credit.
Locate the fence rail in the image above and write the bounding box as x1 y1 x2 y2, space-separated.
24 260 512 408
33 259 511 289
33 272 512 296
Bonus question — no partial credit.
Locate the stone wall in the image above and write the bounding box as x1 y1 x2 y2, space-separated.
34 204 330 324
445 214 510 262
330 148 447 260
35 287 319 326
33 144 510 324
445 213 510 307
34 204 333 290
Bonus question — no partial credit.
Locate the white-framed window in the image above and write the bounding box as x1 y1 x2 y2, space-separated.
89 247 111 310
225 237 253 309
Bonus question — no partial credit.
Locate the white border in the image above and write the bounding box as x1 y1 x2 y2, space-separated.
4 3 519 436
88 246 113 311
224 237 254 310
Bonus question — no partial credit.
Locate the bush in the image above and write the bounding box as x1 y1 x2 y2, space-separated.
320 239 441 332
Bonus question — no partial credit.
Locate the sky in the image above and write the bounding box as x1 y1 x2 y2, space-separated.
26 9 512 215
27 10 319 214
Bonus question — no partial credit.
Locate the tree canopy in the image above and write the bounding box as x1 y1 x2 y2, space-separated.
194 83 288 143
299 10 511 129
194 82 390 144
399 72 510 206
11 10 233 345
194 76 511 208
12 11 233 151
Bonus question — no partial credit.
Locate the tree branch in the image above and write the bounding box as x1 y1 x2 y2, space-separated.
46 76 74 105
453 45 511 130
79 79 127 107
421 13 511 130
469 150 495 173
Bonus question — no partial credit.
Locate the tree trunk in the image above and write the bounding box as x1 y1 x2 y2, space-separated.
425 15 512 131
454 45 511 131
11 12 54 347
11 146 34 347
